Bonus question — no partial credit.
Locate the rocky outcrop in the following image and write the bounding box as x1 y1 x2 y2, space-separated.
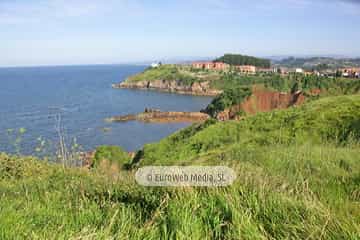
113 80 222 96
217 90 306 121
107 108 210 123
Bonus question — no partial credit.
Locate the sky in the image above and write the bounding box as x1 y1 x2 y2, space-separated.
0 0 360 67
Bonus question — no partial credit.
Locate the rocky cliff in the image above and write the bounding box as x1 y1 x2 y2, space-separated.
113 80 222 96
216 90 306 121
107 109 210 123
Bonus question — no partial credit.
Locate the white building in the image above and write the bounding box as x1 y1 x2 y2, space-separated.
151 63 160 68
295 68 304 74
342 72 349 77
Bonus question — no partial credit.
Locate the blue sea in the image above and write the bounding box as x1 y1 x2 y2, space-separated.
0 65 212 155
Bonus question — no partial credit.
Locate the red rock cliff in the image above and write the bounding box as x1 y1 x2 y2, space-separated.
217 89 306 121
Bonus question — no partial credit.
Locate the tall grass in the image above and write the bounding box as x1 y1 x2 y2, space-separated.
0 94 359 239
0 143 359 239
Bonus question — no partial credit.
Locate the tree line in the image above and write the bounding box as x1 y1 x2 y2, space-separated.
215 54 271 68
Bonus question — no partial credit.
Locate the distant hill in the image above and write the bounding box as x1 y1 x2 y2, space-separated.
214 54 271 68
274 56 360 69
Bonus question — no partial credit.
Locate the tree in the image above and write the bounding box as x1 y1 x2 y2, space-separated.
214 54 271 68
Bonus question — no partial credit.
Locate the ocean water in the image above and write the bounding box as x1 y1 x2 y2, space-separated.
0 65 212 155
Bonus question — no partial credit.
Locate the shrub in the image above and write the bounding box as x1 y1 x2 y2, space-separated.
205 86 252 117
93 145 131 169
215 54 271 68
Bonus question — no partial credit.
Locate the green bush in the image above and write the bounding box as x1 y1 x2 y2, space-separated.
93 145 131 168
205 86 252 117
215 54 271 68
0 153 51 180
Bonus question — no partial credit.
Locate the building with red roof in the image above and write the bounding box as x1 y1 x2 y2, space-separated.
192 61 230 71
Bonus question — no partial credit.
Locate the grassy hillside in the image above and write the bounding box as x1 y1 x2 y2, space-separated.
123 64 360 97
210 71 360 94
125 65 205 85
1 95 359 239
137 95 360 166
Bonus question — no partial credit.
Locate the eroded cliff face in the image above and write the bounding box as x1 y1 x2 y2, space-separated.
217 90 306 121
113 80 222 96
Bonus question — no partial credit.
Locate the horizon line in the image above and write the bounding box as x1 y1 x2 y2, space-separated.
1 54 360 68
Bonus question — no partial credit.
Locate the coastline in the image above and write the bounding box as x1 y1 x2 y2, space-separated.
112 81 222 97
106 109 210 123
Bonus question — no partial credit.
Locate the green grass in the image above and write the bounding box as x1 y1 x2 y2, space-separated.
125 65 360 98
93 145 130 168
1 146 359 239
1 95 360 239
137 94 360 166
125 65 199 86
210 71 360 95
